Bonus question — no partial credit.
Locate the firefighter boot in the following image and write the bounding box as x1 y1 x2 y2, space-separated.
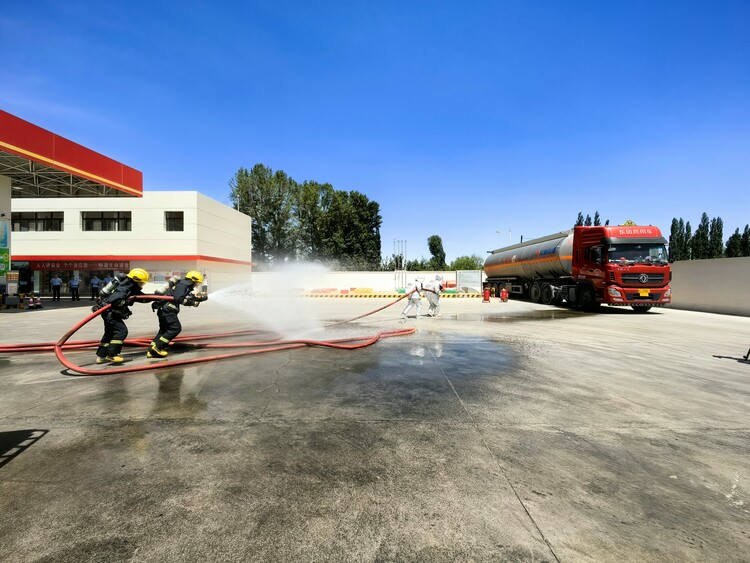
96 342 109 364
106 356 125 364
147 344 169 359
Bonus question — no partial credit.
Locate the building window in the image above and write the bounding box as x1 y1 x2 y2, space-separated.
165 211 184 231
11 212 64 231
81 211 132 231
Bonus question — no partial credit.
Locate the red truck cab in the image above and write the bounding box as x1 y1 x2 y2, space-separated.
571 225 672 311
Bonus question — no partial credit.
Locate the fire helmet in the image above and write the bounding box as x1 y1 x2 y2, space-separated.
185 271 203 284
127 268 149 286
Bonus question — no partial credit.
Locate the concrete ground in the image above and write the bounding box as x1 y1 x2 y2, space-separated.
0 295 748 562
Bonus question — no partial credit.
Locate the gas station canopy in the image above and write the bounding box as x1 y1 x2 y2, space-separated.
0 110 142 199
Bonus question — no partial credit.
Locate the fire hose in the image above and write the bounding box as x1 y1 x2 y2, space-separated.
1 291 428 375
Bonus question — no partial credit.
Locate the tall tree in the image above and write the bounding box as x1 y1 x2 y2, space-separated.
292 181 332 260
669 218 683 261
725 228 743 257
575 211 609 227
691 213 710 259
683 221 692 260
451 255 484 270
318 189 382 269
708 216 724 258
427 235 447 270
739 225 750 257
229 164 296 266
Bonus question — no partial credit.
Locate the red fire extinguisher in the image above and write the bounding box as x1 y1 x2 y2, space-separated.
500 287 508 302
482 287 491 303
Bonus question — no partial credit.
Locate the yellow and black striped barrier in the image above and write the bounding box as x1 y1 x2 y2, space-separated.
303 292 481 299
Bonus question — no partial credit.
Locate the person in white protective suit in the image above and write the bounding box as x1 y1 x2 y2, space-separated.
401 279 423 319
425 274 443 317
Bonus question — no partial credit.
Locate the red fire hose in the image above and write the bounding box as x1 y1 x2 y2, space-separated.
2 293 419 376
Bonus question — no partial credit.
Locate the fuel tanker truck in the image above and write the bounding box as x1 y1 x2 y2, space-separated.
483 225 672 312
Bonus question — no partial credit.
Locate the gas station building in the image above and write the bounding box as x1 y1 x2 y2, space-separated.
0 110 252 300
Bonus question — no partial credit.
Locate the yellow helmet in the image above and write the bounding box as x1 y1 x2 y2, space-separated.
185 270 203 284
127 268 149 285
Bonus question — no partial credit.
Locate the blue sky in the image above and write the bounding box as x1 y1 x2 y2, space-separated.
2 1 749 263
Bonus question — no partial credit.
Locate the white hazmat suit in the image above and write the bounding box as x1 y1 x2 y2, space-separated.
425 276 443 317
401 280 423 319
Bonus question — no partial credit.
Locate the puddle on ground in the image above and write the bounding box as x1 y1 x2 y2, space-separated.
475 309 583 323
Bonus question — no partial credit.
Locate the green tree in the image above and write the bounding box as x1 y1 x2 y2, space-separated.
231 163 382 270
725 228 743 257
427 235 447 270
229 164 296 266
405 258 429 271
708 216 724 258
691 213 710 259
683 221 692 260
451 255 484 270
575 211 609 228
318 189 382 270
669 218 682 261
741 225 750 257
292 181 331 261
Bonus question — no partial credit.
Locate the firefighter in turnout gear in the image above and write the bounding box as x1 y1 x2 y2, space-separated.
147 271 207 359
94 268 149 364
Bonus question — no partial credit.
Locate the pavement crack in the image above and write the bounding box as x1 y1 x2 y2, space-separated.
258 353 290 421
429 347 562 563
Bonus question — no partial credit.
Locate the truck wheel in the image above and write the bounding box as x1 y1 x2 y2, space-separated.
632 306 652 313
578 286 598 312
530 282 542 303
541 284 554 305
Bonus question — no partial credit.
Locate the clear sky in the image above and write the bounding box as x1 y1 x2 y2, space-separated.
2 1 748 263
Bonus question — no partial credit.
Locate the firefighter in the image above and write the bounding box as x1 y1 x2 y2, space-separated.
94 268 149 364
426 274 443 317
401 279 423 319
147 271 207 359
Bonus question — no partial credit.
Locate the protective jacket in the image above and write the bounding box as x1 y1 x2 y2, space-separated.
102 277 144 318
155 278 201 313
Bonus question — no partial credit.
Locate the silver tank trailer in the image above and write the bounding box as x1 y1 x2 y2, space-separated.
484 230 574 280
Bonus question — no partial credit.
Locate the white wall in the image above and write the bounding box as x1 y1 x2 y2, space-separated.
11 192 202 256
670 257 750 316
10 191 253 292
246 270 463 293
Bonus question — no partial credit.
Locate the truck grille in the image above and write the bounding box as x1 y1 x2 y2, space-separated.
621 273 665 285
625 293 660 301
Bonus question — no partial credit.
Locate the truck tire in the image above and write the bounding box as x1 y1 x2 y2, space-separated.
541 283 554 305
578 285 598 312
530 282 542 303
632 306 652 313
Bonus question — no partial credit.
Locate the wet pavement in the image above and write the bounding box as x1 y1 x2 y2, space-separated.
1 297 749 562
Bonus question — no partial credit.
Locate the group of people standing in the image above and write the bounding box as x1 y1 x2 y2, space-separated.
94 268 207 365
401 275 443 320
48 274 113 301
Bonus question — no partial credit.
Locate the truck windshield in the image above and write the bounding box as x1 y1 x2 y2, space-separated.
607 244 668 265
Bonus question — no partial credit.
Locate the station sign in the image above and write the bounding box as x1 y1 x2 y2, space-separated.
29 260 131 271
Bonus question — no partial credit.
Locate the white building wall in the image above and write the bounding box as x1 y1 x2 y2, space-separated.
10 191 252 291
195 192 251 261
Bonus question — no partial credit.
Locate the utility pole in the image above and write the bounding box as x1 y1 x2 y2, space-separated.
394 239 407 289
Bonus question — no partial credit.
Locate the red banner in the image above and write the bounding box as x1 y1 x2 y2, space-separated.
29 260 130 271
